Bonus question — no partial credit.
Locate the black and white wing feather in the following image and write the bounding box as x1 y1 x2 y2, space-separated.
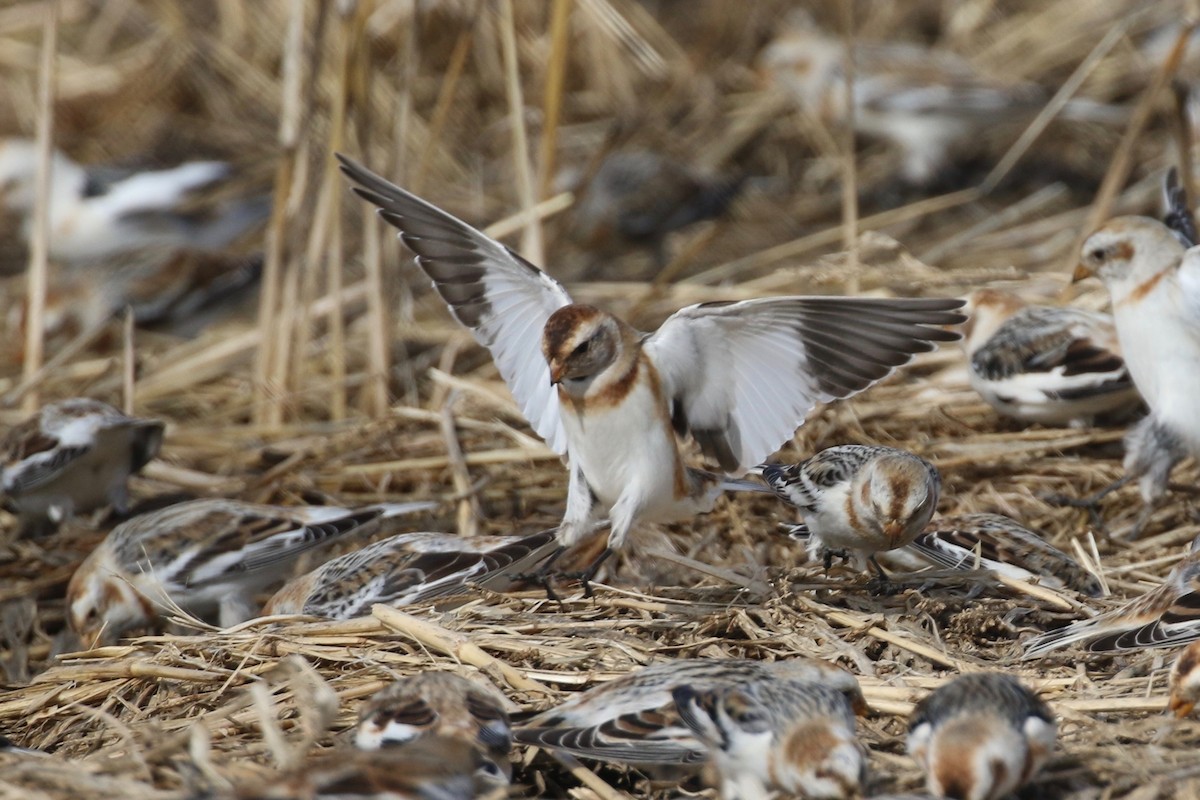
338 154 572 453
644 298 964 473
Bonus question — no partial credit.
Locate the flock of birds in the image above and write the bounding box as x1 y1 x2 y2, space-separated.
3 11 1200 800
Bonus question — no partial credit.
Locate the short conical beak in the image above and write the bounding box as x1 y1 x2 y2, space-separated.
1072 262 1094 283
1169 694 1195 719
549 360 565 385
882 520 905 547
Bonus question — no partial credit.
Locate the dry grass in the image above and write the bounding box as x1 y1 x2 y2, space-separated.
2 0 1200 797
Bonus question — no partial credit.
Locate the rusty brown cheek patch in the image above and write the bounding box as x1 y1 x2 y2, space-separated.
779 722 838 780
586 354 641 410
1120 269 1167 307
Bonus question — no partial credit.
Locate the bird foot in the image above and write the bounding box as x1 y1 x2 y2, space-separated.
559 547 615 599
512 545 568 603
1042 475 1132 532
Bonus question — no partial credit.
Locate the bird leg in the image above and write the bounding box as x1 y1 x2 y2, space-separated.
865 556 898 596
562 547 615 599
1042 474 1133 530
512 545 568 603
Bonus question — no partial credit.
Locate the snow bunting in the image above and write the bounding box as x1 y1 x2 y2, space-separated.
513 657 865 767
761 445 940 577
339 154 964 579
1168 640 1200 717
66 498 435 646
673 676 865 800
757 18 1122 185
1070 215 1200 534
570 149 746 266
1 398 163 536
233 734 502 800
899 512 1102 597
1023 538 1200 657
907 673 1056 800
0 138 268 263
355 672 512 785
13 248 263 342
963 288 1139 427
263 529 558 618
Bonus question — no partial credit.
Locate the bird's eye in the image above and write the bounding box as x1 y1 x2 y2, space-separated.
1088 246 1108 262
572 338 592 357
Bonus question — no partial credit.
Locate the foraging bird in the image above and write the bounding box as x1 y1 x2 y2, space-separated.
1023 537 1200 657
1 398 163 536
232 734 503 800
673 676 865 800
963 288 1139 427
570 149 746 267
1068 215 1200 535
355 672 512 786
757 18 1123 185
762 445 940 577
907 673 1056 800
1168 640 1200 718
263 529 558 618
339 154 964 580
898 512 1102 597
0 138 268 263
513 657 865 767
66 498 435 646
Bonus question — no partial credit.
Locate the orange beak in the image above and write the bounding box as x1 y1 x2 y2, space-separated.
548 360 565 385
1169 693 1195 719
1072 262 1094 283
882 520 905 547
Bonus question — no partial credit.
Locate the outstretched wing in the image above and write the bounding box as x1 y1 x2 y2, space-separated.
645 297 965 472
338 154 572 453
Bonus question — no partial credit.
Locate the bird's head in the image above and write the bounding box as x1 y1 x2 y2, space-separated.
541 305 623 392
858 453 939 548
912 713 1029 800
1075 216 1181 289
66 553 149 648
962 288 1024 349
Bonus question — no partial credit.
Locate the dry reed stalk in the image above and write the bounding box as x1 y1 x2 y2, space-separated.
980 20 1128 194
1060 20 1196 284
255 0 308 427
21 0 56 415
1173 80 1196 203
121 309 134 414
439 393 482 537
371 604 552 694
320 0 361 422
498 0 543 264
412 16 474 195
920 183 1067 264
1 311 112 407
838 0 859 293
686 188 980 285
349 3 390 420
138 283 369 400
537 0 573 200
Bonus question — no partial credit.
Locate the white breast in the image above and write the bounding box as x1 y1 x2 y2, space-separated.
559 373 692 522
1114 280 1200 449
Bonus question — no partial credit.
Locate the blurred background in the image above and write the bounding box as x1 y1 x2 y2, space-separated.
0 0 1193 432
